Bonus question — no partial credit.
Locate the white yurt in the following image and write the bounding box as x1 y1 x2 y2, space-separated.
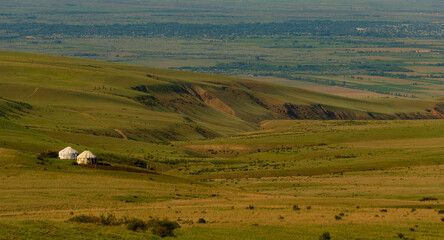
58 146 79 160
77 150 97 165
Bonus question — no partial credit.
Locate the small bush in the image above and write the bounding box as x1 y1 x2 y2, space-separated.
247 205 255 210
437 209 444 214
132 159 147 168
68 214 180 237
319 232 331 240
147 218 181 237
38 151 58 159
441 217 444 222
419 197 438 201
397 233 405 239
334 215 342 220
100 213 120 226
126 218 147 231
293 205 300 211
306 206 311 210
380 209 388 212
68 215 100 223
197 218 207 224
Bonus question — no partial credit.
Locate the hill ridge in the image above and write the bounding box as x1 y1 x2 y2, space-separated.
0 51 443 146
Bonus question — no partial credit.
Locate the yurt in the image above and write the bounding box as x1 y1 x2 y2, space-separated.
77 150 97 165
58 146 79 160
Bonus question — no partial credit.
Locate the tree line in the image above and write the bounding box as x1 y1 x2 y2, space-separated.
0 20 443 39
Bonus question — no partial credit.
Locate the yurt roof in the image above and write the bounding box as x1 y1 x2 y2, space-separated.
59 146 79 154
77 150 97 159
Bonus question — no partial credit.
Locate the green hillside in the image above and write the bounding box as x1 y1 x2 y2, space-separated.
1 51 443 239
1 51 444 158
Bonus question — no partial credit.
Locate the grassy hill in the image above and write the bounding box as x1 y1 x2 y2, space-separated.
1 50 444 169
1 51 443 158
1 51 443 239
1 51 443 137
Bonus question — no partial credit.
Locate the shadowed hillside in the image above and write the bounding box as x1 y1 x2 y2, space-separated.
0 51 443 148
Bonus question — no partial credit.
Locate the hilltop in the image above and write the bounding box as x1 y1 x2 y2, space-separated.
1 51 443 137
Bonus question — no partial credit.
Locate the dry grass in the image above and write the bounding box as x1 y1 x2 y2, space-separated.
405 66 444 74
348 48 434 53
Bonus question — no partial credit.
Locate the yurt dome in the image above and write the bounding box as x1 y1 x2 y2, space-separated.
58 146 79 160
77 150 97 165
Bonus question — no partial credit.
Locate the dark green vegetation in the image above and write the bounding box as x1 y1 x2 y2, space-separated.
0 52 443 239
2 21 443 39
69 214 180 237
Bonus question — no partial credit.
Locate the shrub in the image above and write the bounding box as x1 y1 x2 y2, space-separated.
126 218 147 231
68 215 100 223
38 151 58 159
100 213 120 226
197 218 207 224
334 215 342 220
36 157 47 165
293 205 300 211
441 217 444 222
68 214 180 237
380 209 388 212
397 233 405 239
147 218 181 237
319 232 331 240
437 209 444 214
247 205 255 210
132 159 147 168
419 197 438 201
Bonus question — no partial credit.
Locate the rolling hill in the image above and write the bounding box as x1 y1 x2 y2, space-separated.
1 51 443 141
1 50 444 158
1 51 443 239
1 50 444 167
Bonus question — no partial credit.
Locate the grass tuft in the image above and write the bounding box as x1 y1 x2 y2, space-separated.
319 232 331 240
68 215 100 224
419 197 438 201
125 218 147 231
147 218 181 237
